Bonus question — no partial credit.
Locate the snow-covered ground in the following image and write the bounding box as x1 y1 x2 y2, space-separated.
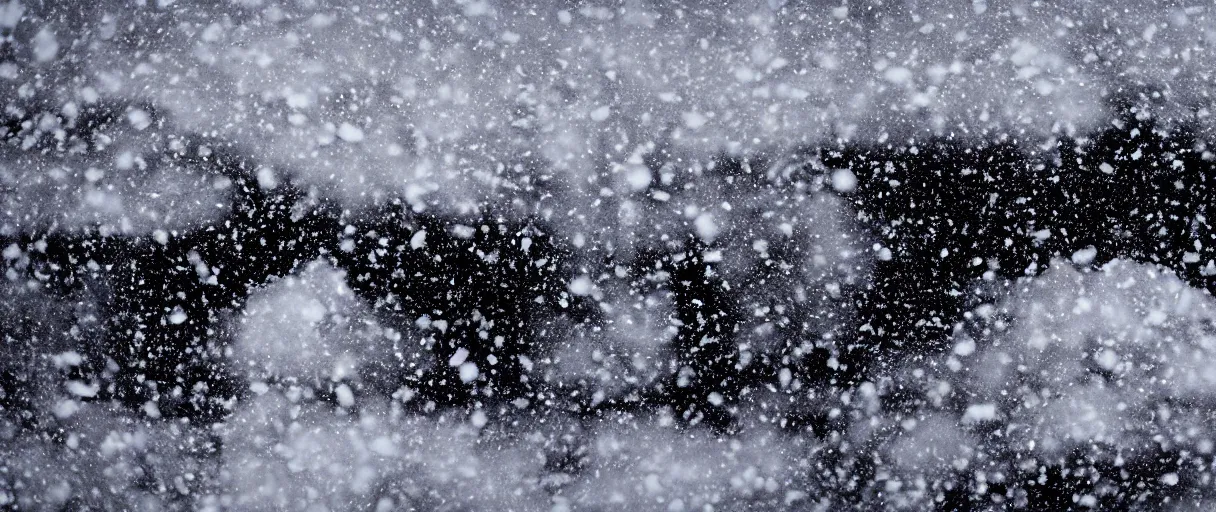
3 0 1216 510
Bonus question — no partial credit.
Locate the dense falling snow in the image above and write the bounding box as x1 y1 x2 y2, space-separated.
4 0 1216 510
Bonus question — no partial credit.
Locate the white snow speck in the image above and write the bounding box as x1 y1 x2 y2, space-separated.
284 92 310 110
470 410 488 428
1071 246 1098 265
1161 473 1179 486
831 169 857 193
625 166 652 191
335 383 355 407
448 347 470 367
51 351 82 368
463 0 490 16
883 66 913 84
369 437 398 457
153 229 169 245
1093 349 1118 370
962 403 997 423
644 474 662 494
1144 309 1168 326
115 152 135 170
694 213 720 242
682 111 708 129
66 380 99 397
168 307 188 325
336 122 365 142
32 27 58 62
0 1 24 29
568 275 594 296
410 230 427 249
458 362 479 383
952 338 976 357
127 109 152 130
249 381 270 395
785 490 808 505
200 22 224 43
589 105 611 122
256 166 278 189
53 399 79 419
1099 162 1115 174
